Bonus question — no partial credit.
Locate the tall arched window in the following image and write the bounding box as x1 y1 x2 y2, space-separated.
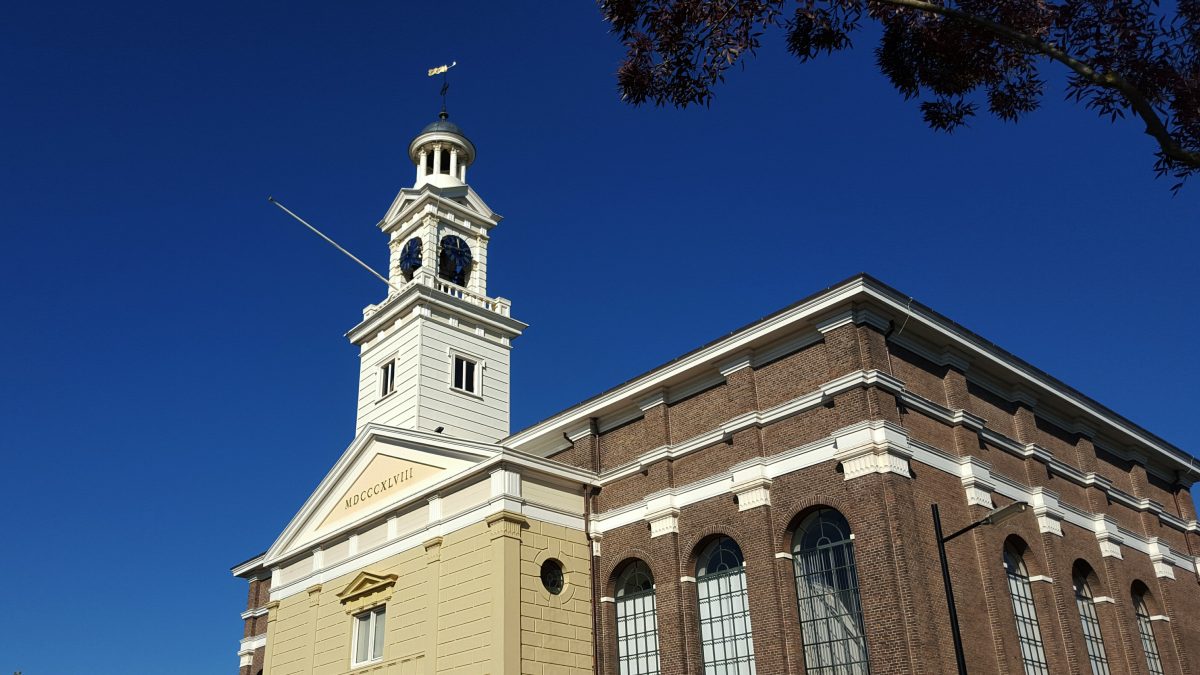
792 508 870 674
1003 540 1049 675
614 560 660 675
438 235 472 286
399 237 422 281
1133 586 1165 675
696 537 756 674
1072 564 1110 675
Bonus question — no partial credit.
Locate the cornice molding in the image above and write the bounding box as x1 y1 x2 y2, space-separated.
507 275 1196 481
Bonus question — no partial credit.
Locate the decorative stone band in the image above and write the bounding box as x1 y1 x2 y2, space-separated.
731 465 773 511
486 510 529 540
1028 488 1065 537
591 418 1200 579
1028 575 1054 584
1147 537 1176 579
1149 615 1172 622
239 605 270 620
589 368 1197 543
1093 596 1117 605
959 457 995 509
1094 516 1126 559
600 596 616 604
644 503 681 539
832 423 913 480
237 633 267 667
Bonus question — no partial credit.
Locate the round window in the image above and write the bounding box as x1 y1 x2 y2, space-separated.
540 559 565 595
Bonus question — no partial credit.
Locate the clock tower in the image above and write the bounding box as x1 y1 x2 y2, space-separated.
346 111 525 442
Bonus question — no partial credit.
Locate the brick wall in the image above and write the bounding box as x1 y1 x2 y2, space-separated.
551 320 1199 675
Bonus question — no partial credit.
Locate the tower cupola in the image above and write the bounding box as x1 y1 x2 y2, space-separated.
408 111 475 188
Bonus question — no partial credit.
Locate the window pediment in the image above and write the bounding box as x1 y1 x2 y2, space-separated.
336 571 397 612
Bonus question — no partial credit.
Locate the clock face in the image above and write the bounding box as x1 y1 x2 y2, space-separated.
438 235 473 286
399 238 422 281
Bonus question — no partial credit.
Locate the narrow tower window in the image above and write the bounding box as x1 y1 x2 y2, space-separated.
792 508 870 674
696 536 756 674
378 360 396 398
452 355 478 394
614 560 660 675
1003 541 1049 675
438 235 473 286
1133 587 1165 675
1072 566 1111 675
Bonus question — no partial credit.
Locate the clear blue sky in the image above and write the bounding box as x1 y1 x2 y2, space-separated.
1 2 1197 673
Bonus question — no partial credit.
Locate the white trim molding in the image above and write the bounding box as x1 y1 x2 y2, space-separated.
1028 488 1065 537
1094 516 1126 559
644 496 680 538
833 421 913 480
731 465 773 511
237 633 267 667
1147 538 1176 579
959 458 995 508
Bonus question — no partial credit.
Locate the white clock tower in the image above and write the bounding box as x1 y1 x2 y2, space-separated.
346 111 526 442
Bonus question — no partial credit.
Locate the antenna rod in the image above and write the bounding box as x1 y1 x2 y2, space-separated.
267 196 398 291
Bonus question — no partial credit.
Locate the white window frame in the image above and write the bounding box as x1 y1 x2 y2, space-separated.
377 359 397 400
615 561 661 675
351 606 386 667
448 350 483 398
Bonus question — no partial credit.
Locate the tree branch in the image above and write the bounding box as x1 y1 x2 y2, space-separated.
874 0 1200 169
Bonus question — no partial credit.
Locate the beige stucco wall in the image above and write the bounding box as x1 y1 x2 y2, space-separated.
261 515 593 675
520 519 593 675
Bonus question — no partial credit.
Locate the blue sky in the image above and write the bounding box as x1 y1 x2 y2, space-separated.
1 2 1197 673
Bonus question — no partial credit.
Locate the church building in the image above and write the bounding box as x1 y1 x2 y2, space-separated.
231 111 1200 675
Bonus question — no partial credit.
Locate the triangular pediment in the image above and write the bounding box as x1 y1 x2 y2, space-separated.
318 453 444 530
381 184 499 232
336 571 398 602
264 425 501 564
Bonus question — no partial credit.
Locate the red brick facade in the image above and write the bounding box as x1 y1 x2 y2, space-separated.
237 574 269 675
543 299 1199 675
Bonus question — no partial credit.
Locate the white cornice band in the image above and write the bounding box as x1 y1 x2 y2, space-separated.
589 416 1199 579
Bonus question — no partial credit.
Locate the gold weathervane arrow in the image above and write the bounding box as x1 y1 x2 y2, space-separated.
427 61 457 77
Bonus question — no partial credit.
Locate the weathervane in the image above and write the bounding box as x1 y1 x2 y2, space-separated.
427 61 458 116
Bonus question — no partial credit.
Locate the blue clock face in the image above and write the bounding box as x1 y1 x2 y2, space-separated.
399 238 422 281
438 235 472 286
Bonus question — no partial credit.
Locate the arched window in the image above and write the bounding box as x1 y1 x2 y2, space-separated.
696 537 756 674
1133 586 1165 675
1072 565 1110 675
614 560 660 675
399 237 422 281
438 235 472 286
792 508 870 674
1003 541 1049 675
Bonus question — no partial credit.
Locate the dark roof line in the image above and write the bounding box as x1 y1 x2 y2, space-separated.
230 550 267 574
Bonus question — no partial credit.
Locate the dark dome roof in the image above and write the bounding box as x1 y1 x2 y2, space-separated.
420 113 465 136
